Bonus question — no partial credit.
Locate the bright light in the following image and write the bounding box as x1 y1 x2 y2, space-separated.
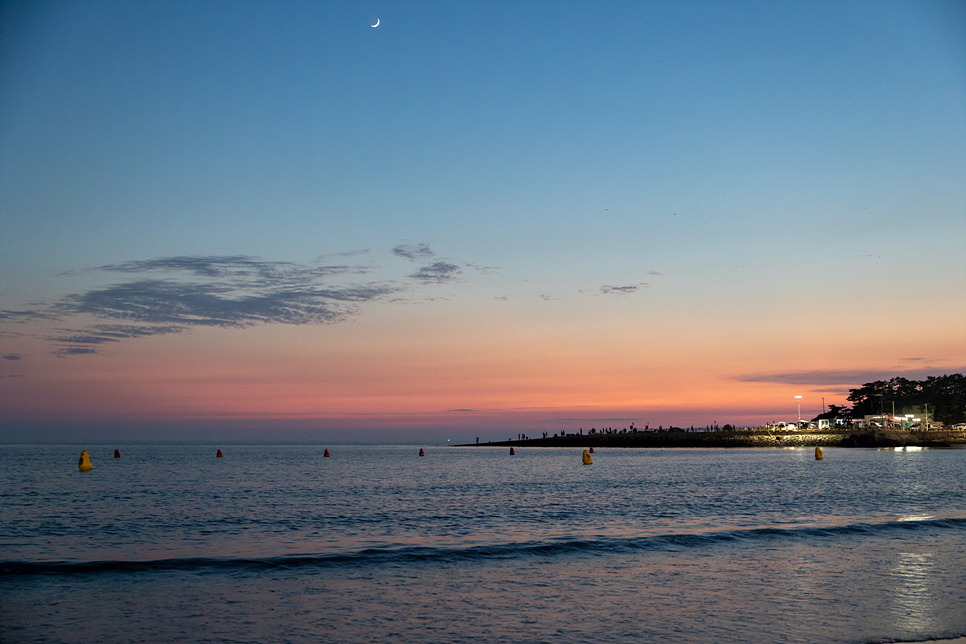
794 395 802 400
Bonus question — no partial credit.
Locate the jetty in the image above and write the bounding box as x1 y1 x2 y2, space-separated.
462 428 966 449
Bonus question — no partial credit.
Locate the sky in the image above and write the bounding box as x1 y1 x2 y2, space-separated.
1 0 964 443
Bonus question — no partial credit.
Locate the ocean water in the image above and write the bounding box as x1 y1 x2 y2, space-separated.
1 444 965 644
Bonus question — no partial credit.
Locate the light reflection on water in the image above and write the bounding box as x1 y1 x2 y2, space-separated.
891 552 937 634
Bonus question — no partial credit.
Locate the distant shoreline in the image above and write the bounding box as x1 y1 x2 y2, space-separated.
458 428 966 449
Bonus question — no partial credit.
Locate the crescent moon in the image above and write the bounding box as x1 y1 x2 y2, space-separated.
371 18 379 27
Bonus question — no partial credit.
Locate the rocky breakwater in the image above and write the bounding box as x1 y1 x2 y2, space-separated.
468 428 966 449
839 429 966 448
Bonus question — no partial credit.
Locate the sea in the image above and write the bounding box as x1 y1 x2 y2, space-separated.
1 443 965 644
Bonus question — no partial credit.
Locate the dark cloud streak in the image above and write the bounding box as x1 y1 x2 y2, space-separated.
736 367 966 387
392 244 434 261
58 347 98 355
409 261 462 284
56 280 396 328
0 309 56 322
601 283 648 295
95 256 370 284
5 250 480 357
40 255 406 356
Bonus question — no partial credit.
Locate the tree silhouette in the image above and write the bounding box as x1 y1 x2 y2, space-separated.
846 374 965 424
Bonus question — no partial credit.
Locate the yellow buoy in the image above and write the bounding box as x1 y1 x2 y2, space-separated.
815 447 824 461
582 449 593 465
78 450 92 471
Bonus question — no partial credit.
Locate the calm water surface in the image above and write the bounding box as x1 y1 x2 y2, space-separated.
1 444 964 643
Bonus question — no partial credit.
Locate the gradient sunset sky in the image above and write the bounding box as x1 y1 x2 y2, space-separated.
2 0 964 443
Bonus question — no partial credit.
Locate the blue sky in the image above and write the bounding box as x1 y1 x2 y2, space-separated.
1 0 964 441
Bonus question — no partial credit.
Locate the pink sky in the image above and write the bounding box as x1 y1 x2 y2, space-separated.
3 290 962 441
2 2 963 441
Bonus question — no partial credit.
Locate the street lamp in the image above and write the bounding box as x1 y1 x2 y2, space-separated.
795 395 803 429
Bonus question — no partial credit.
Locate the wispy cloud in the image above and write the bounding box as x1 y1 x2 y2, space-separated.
22 255 406 356
2 249 487 357
465 263 502 275
56 279 396 328
600 283 648 295
51 324 187 346
409 261 462 284
392 243 434 261
2 353 22 360
0 309 56 322
92 255 369 283
735 367 966 387
315 249 370 261
58 347 98 355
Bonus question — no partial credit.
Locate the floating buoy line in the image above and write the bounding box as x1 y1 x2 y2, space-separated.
73 444 839 471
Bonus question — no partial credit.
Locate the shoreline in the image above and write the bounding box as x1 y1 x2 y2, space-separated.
458 429 966 449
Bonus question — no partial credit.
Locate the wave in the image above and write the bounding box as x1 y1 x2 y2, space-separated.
3 515 965 576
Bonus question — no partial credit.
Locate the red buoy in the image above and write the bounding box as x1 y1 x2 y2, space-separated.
419 448 425 456
216 449 223 458
114 449 120 458
324 449 330 457
589 446 594 453
510 447 515 455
